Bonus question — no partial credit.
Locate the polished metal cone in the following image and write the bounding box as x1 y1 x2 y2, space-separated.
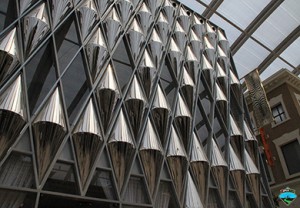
190 29 202 60
137 2 153 35
178 7 190 32
185 172 204 208
51 0 73 28
162 0 175 26
116 0 133 25
168 37 182 77
127 18 145 62
192 14 204 41
173 20 187 52
95 0 113 17
156 12 170 44
148 28 164 68
103 7 122 50
181 66 195 111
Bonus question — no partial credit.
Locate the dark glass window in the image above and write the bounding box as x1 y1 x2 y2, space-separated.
271 103 286 124
281 140 300 175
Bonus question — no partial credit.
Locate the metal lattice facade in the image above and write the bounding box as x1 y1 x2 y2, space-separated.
0 0 273 207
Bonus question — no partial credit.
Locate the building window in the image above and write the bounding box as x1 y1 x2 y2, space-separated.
281 140 300 175
271 103 286 124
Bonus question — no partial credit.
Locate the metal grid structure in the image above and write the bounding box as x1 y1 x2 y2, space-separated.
0 0 273 207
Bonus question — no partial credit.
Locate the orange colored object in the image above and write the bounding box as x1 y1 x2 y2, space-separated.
259 127 274 166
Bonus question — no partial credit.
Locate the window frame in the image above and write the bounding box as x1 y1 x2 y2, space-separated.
268 94 290 128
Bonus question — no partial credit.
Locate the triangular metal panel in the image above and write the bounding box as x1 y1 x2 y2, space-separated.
178 7 190 32
192 14 204 41
137 3 153 35
127 18 145 62
168 37 182 77
156 12 170 44
148 28 164 69
0 28 20 84
103 7 122 50
51 0 73 28
181 67 195 111
23 3 50 56
185 171 204 208
217 29 229 56
116 0 133 25
189 29 202 60
174 20 187 52
162 0 175 26
204 22 216 48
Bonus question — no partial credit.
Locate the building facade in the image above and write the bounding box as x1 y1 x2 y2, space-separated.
0 0 273 207
247 69 300 208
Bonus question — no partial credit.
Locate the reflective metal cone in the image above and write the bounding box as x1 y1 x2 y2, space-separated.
229 144 245 207
96 63 120 132
211 139 228 206
217 45 227 60
137 3 153 35
108 109 135 190
125 76 147 138
116 0 133 25
203 36 215 65
216 83 227 121
185 45 199 81
245 150 260 207
167 126 188 198
0 28 20 85
217 29 229 56
190 132 208 204
73 99 103 188
127 18 145 62
216 62 227 79
33 88 67 182
181 67 195 111
174 93 192 151
244 122 258 166
202 54 214 89
174 20 187 52
145 0 162 15
168 37 182 77
230 115 243 161
95 0 113 17
19 0 35 14
77 0 98 40
204 21 216 47
192 14 204 41
103 7 122 50
148 28 163 68
230 69 240 85
178 7 190 32
156 12 170 44
162 0 175 26
152 85 170 145
185 172 204 208
0 76 26 160
23 3 50 57
190 29 202 60
139 119 163 195
86 28 108 81
138 49 156 97
51 0 73 28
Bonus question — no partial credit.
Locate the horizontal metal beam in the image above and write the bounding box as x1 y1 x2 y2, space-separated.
231 0 283 55
202 0 223 19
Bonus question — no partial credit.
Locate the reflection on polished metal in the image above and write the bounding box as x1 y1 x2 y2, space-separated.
244 121 258 166
167 126 187 198
139 118 163 195
216 62 227 79
203 36 215 65
230 69 240 85
94 0 113 17
178 7 190 32
125 76 147 137
73 99 103 188
148 28 164 68
127 18 145 62
217 29 229 56
138 49 156 97
181 67 195 111
190 132 208 204
33 87 67 182
174 20 187 52
145 0 162 15
217 45 227 60
51 0 73 28
108 109 135 190
103 7 122 50
86 28 108 81
0 76 26 160
0 28 20 85
23 3 50 57
152 84 170 145
162 0 175 26
202 54 213 89
185 172 204 208
168 37 182 76
185 45 199 81
137 3 152 35
174 93 192 150
204 22 216 48
156 12 169 44
190 29 202 60
116 0 133 25
230 115 243 161
245 150 260 207
229 144 245 206
77 0 98 40
216 83 227 121
211 139 228 205
96 63 120 132
192 14 204 41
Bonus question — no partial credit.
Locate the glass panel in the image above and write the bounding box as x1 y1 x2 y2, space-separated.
61 51 89 124
281 140 300 175
55 14 80 73
86 169 117 200
0 0 17 33
217 0 270 29
177 0 206 14
280 37 300 67
0 189 36 208
233 38 269 78
155 181 180 208
253 0 300 50
210 14 241 45
43 161 79 195
25 40 57 115
123 176 150 204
